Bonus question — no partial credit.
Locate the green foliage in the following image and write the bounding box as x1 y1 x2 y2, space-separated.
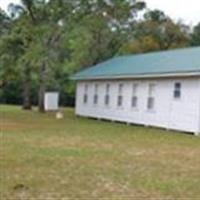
0 9 11 35
0 2 198 107
120 10 190 54
191 23 200 46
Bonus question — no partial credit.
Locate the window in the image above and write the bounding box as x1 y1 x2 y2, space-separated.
148 83 155 97
105 84 110 106
117 96 123 107
132 84 138 108
117 83 123 107
147 97 155 110
93 84 98 105
147 84 155 110
83 84 88 104
174 82 181 99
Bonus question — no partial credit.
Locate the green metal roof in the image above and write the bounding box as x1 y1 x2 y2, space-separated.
72 47 200 80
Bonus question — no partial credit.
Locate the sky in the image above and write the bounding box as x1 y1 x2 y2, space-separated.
0 0 200 26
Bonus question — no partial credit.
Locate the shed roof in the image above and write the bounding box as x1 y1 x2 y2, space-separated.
72 47 200 80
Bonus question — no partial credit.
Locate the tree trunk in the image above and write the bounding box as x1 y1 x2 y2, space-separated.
22 67 32 110
38 63 46 112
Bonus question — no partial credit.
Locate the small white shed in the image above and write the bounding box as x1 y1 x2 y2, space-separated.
44 92 59 111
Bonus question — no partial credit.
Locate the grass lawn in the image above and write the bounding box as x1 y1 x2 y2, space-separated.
1 105 200 199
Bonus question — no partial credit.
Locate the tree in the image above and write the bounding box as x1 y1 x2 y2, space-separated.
5 0 40 110
64 0 146 70
53 0 146 107
191 23 200 46
120 9 190 54
0 8 11 35
0 9 10 90
1 0 146 109
0 11 26 105
8 0 64 112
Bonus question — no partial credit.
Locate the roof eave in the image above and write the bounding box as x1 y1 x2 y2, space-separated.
72 71 200 81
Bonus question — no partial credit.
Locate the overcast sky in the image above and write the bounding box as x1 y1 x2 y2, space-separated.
0 0 200 26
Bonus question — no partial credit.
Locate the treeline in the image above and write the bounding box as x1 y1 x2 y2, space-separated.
0 0 200 111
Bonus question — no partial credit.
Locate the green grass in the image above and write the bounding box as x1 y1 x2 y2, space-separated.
1 105 200 199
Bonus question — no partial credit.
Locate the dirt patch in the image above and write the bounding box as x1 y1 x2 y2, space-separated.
13 184 29 191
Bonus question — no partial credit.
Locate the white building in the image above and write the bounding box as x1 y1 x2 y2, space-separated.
44 92 59 111
72 47 200 136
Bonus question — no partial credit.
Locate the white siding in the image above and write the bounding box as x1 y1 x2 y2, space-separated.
75 77 200 134
44 92 59 111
